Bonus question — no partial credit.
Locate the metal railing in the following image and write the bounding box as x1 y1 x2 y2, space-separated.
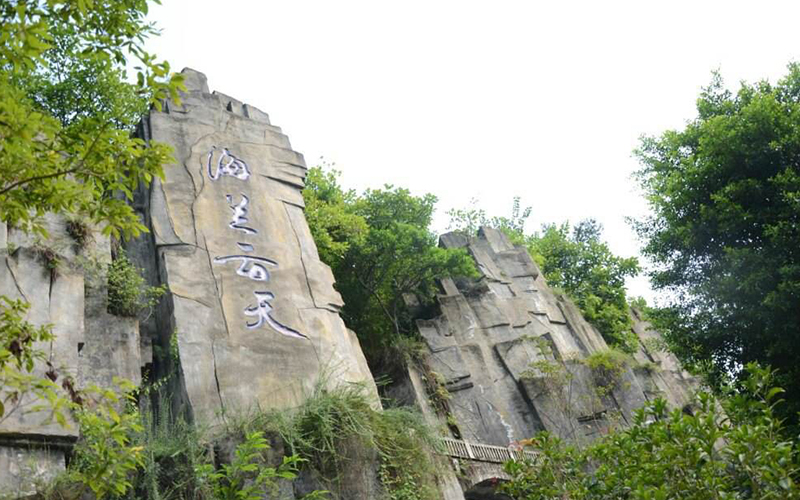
439 437 538 464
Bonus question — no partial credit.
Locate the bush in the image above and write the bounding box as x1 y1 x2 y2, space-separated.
66 217 92 248
501 364 800 499
45 380 145 500
196 431 307 500
128 402 207 500
581 349 630 389
43 394 319 500
107 251 166 317
33 244 61 281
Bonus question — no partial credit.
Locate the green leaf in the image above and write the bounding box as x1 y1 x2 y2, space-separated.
766 387 785 401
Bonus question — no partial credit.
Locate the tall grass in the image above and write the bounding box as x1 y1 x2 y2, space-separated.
128 400 208 500
247 379 444 500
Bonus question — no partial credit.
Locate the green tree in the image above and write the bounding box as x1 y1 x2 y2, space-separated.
448 200 640 351
530 221 640 352
303 166 367 265
0 1 182 496
0 0 182 410
633 65 800 418
0 0 184 239
303 167 476 374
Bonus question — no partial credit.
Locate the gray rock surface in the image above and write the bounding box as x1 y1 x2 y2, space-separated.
0 216 144 492
0 232 83 442
408 227 697 447
130 68 378 426
0 68 698 499
0 445 65 497
79 234 142 390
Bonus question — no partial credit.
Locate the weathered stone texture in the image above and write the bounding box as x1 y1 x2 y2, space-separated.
79 235 142 390
132 68 377 425
411 227 697 447
0 68 699 499
1 219 83 442
0 216 144 491
0 445 65 497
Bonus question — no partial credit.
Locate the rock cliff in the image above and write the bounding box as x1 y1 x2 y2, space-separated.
0 215 141 493
127 68 377 425
0 68 378 495
400 227 696 450
0 69 697 499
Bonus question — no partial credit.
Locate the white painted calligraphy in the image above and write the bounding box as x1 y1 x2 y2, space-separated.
206 147 306 339
244 291 307 339
226 194 257 234
207 146 251 181
213 252 276 282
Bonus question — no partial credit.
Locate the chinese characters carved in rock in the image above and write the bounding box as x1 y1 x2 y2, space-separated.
226 194 256 235
207 146 251 181
206 146 307 340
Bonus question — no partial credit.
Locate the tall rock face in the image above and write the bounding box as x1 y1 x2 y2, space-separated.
406 227 696 447
0 68 378 495
0 67 699 499
0 216 141 495
130 68 376 424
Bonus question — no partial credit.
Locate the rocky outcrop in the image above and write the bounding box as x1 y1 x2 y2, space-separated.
128 68 377 425
0 216 142 495
0 68 697 499
404 227 697 447
0 69 378 494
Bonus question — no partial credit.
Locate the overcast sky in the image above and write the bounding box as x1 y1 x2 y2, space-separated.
144 1 800 302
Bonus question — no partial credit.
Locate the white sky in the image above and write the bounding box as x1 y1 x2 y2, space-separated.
144 0 800 303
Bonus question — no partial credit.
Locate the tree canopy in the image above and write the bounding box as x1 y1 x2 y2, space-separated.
303 166 477 374
0 0 184 239
634 65 800 418
530 220 641 351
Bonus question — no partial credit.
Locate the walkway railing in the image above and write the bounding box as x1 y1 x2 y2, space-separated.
439 437 538 464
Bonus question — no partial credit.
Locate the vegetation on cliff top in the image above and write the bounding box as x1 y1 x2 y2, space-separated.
0 0 184 239
304 167 641 366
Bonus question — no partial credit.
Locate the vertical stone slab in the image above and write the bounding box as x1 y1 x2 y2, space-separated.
142 69 377 424
0 237 81 491
0 215 144 492
0 247 81 440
